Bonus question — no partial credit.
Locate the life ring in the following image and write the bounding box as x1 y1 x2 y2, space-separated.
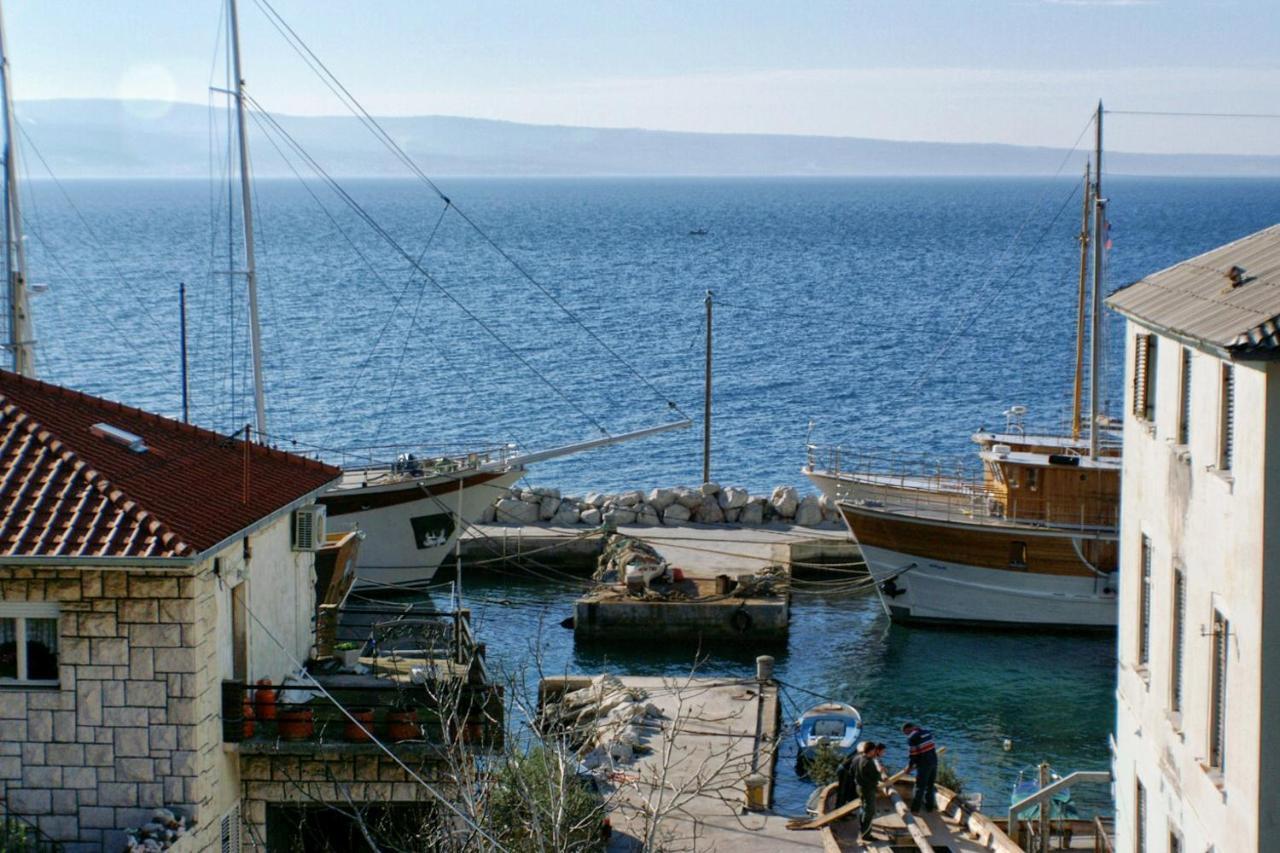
730 609 753 633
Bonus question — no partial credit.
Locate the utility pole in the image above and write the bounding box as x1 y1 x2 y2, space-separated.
703 290 712 484
179 282 190 423
0 1 33 378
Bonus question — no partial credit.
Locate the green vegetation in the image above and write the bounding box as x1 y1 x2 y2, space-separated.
937 755 964 795
487 747 608 852
805 741 845 787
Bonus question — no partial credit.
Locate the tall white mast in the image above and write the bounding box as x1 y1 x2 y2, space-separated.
1088 100 1105 458
229 0 267 438
0 1 33 378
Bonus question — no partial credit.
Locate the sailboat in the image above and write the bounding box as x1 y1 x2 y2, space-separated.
0 1 34 380
804 104 1120 628
216 0 686 589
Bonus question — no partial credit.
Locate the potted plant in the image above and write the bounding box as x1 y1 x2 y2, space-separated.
277 705 315 741
334 641 363 669
385 695 421 743
343 708 375 743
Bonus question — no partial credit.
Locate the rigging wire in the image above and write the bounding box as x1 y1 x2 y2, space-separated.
240 92 611 436
248 0 689 422
1106 109 1280 119
910 111 1097 392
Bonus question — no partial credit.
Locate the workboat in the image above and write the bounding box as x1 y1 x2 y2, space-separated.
816 777 1020 852
804 104 1120 629
793 702 862 766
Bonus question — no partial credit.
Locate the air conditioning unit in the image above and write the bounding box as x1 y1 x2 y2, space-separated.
293 504 327 552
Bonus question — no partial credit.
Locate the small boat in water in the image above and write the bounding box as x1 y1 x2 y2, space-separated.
688 227 709 236
793 702 862 765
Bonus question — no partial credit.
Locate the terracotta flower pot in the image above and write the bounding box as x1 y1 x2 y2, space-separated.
343 708 375 743
385 709 420 742
242 702 256 739
277 707 314 741
255 678 278 722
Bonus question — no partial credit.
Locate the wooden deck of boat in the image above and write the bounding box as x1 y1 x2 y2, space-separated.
827 808 996 852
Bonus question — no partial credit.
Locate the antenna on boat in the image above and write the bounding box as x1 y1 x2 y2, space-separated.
0 0 34 378
1071 162 1091 440
1088 100 1105 458
229 0 268 439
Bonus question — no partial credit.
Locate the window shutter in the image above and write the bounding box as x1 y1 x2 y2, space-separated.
1209 612 1229 770
1178 348 1192 445
1133 333 1151 419
220 802 242 853
1171 566 1185 714
1221 365 1235 471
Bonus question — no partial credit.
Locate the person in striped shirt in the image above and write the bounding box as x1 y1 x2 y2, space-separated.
901 722 939 813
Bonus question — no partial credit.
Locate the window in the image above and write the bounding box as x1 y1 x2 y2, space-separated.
1177 348 1192 446
1138 536 1152 668
1208 609 1229 772
1009 540 1028 569
1218 364 1234 472
1133 333 1157 422
1169 827 1183 853
1170 565 1185 715
1135 777 1147 853
0 603 60 685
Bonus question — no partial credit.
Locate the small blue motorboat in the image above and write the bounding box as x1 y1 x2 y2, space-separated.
792 702 862 765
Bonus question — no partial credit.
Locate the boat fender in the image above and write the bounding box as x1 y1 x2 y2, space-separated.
730 608 753 633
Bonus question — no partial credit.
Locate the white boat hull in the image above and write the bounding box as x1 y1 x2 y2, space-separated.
320 468 523 589
860 543 1117 628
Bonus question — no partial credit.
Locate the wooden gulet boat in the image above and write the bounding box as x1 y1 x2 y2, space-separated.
804 104 1120 628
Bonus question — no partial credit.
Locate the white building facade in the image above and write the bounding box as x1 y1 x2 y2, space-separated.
1108 224 1280 853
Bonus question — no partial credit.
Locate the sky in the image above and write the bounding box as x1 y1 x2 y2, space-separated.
5 0 1279 155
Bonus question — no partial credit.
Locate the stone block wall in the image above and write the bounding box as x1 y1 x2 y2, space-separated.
0 566 226 852
239 752 439 848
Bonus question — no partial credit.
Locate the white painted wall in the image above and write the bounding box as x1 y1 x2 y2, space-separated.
1113 323 1276 853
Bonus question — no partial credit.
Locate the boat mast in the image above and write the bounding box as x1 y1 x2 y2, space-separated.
1070 162 1091 440
228 0 267 439
0 1 33 378
1088 101 1105 458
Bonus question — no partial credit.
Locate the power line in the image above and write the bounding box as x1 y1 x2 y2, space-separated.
1107 109 1280 120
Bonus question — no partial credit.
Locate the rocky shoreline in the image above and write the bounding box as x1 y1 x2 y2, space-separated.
483 482 843 528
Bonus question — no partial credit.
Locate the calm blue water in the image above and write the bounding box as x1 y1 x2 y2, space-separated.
21 176 1280 816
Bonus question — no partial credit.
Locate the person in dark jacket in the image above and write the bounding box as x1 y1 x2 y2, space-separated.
901 722 938 813
854 742 884 839
834 742 867 807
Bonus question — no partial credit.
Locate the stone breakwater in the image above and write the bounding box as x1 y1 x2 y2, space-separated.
483 482 843 528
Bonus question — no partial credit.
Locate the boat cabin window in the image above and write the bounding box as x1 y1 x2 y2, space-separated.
1008 541 1028 569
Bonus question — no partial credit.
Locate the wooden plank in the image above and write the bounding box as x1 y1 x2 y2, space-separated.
887 785 935 853
786 748 947 832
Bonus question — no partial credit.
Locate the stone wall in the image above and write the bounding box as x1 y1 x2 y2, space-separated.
486 482 842 529
0 565 220 852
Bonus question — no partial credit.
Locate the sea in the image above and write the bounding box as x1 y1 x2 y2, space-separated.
21 175 1280 817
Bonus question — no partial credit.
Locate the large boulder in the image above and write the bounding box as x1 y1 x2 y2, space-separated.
739 502 764 526
662 503 691 524
700 481 721 497
581 507 603 526
636 505 660 526
494 498 539 525
675 488 703 509
693 496 725 524
795 495 823 527
718 486 749 510
539 495 561 521
618 490 644 508
605 507 637 526
584 492 607 508
647 488 678 511
770 485 799 519
530 486 561 499
723 507 741 524
552 504 581 525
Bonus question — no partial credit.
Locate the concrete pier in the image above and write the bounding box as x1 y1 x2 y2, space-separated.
540 672 820 852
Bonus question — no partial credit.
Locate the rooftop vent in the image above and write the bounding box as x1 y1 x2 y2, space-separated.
90 423 148 453
1226 265 1248 289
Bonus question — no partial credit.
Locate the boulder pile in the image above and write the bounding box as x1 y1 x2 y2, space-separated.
484 482 842 529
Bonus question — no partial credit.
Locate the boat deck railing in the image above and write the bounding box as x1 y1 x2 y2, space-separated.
811 448 1118 531
806 444 981 486
334 442 519 478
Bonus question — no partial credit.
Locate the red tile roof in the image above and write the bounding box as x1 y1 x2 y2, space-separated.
0 371 340 560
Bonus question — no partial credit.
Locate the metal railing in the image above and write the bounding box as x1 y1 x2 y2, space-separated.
809 446 1118 531
336 442 519 478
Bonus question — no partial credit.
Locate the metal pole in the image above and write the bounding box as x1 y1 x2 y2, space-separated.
0 1 33 378
703 290 712 484
179 282 190 423
1088 101 1104 458
1037 762 1050 853
1071 162 1090 440
229 0 268 438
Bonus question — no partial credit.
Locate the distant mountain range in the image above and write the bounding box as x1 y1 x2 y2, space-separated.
15 98 1280 178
